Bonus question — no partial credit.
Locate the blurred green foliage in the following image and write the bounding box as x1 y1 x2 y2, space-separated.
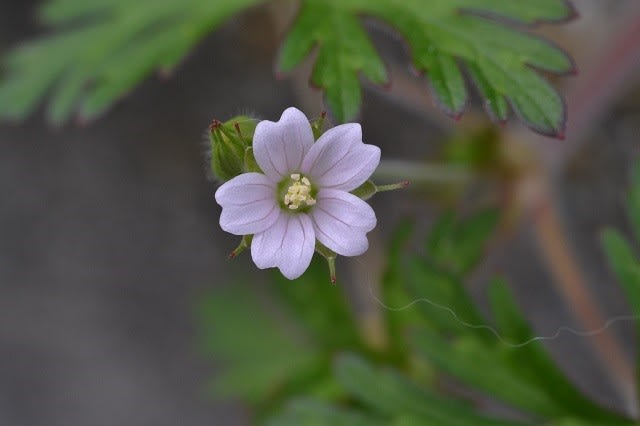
280 0 573 135
200 179 640 425
0 0 263 124
601 163 640 388
1 0 572 136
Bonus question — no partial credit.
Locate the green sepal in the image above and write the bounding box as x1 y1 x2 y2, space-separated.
310 111 327 140
244 147 261 173
209 115 257 182
350 180 377 201
315 242 337 284
351 180 409 201
229 234 253 259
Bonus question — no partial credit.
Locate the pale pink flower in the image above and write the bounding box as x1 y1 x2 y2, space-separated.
215 107 380 279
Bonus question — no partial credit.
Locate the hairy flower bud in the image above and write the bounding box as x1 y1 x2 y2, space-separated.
208 116 256 182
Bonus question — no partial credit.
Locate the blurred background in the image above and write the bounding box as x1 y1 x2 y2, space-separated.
1 0 640 425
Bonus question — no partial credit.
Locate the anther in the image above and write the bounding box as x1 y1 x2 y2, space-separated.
283 174 316 210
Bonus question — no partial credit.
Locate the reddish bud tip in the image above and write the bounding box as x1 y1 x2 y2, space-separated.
321 111 327 119
234 122 244 138
401 180 410 188
557 132 566 141
209 119 222 131
330 276 336 285
228 251 237 260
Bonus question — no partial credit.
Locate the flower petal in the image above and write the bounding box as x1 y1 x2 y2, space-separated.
301 123 380 192
251 213 315 280
215 173 280 235
311 189 376 256
251 213 287 269
215 173 275 207
253 107 315 181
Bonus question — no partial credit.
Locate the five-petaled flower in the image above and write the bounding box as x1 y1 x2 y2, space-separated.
215 107 380 279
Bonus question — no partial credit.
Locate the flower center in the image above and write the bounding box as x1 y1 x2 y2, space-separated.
283 173 316 210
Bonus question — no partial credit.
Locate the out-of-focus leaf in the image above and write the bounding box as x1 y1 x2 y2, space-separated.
426 210 498 275
553 418 635 426
411 330 565 417
0 0 262 124
404 257 487 336
627 162 640 242
197 287 317 405
381 220 425 360
272 258 364 350
601 229 640 318
279 0 573 135
335 353 530 425
266 398 386 426
489 279 629 422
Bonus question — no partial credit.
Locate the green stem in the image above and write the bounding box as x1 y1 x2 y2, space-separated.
376 181 409 192
373 159 472 185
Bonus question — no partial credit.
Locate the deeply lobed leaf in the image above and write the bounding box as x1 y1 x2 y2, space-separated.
0 0 263 124
335 353 529 425
280 0 574 136
278 0 388 122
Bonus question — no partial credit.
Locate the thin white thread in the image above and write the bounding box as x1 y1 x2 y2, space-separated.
354 259 639 348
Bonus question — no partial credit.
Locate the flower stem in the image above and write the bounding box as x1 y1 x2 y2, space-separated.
376 181 409 192
373 159 472 185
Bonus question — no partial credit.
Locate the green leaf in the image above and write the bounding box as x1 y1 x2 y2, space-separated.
403 257 487 336
601 229 640 319
467 63 509 122
448 0 574 23
488 279 628 422
426 210 498 276
335 353 530 425
279 0 573 135
278 0 388 122
419 50 468 117
0 0 263 124
552 419 635 426
603 161 640 393
627 163 640 242
267 398 386 426
197 287 318 405
411 330 565 418
271 258 364 350
381 220 425 361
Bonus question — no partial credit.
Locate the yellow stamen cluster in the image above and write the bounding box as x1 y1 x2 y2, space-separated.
284 173 316 210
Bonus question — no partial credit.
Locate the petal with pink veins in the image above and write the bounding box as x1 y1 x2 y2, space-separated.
302 123 380 192
251 213 316 279
311 189 376 256
253 107 315 182
215 173 280 235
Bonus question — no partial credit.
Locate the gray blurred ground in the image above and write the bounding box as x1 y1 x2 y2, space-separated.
1 1 640 425
0 2 295 424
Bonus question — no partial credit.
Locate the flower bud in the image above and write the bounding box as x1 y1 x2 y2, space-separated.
209 116 257 182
